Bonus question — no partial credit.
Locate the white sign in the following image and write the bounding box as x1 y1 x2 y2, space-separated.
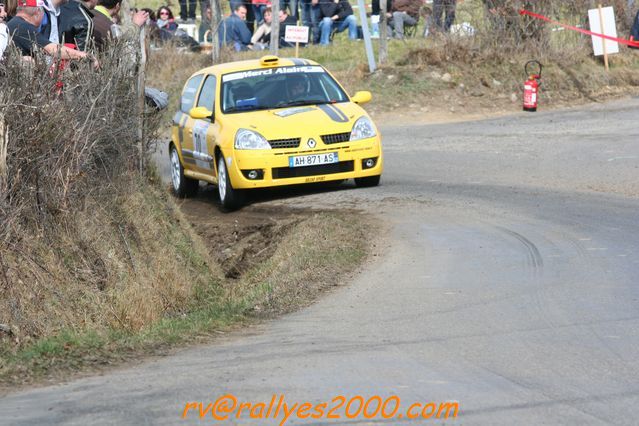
588 6 619 56
284 25 309 44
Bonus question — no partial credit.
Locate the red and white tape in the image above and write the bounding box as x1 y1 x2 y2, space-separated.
519 9 639 48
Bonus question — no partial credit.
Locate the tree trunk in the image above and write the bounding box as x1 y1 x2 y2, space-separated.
210 0 222 62
270 1 280 55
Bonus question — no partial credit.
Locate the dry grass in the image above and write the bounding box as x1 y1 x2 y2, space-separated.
0 175 215 339
0 38 219 367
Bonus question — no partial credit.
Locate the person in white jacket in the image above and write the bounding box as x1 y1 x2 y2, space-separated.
0 2 9 60
250 7 271 50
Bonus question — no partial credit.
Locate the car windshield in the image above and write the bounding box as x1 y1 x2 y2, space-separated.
220 65 349 114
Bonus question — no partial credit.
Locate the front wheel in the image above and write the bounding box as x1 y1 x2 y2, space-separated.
355 175 381 188
217 155 244 211
170 145 199 197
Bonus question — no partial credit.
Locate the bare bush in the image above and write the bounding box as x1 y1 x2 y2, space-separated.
0 37 179 339
0 40 145 239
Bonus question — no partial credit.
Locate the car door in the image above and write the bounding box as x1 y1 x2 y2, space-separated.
174 74 204 172
191 74 219 177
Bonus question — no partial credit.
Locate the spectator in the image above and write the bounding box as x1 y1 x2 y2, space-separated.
318 0 357 45
58 0 97 51
217 3 251 51
198 3 211 41
7 0 91 61
301 0 320 43
5 0 16 17
178 0 195 23
91 0 112 48
278 7 296 47
421 4 432 37
156 6 177 32
390 0 422 39
39 0 63 44
229 0 254 32
199 0 210 38
92 0 147 49
141 7 155 21
250 6 270 49
371 0 392 37
1 1 8 59
252 0 268 25
140 7 158 36
432 0 457 32
280 0 297 21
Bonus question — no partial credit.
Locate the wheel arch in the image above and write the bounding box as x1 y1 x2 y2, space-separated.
169 139 185 165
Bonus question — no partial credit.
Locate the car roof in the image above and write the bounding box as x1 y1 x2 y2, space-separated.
194 57 321 77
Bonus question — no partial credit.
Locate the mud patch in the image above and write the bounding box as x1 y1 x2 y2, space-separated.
178 186 315 279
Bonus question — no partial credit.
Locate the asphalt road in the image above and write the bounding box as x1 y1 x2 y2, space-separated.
2 99 639 425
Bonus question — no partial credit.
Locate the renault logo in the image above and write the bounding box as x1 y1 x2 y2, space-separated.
307 138 317 148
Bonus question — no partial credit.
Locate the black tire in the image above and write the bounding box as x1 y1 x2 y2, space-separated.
217 155 244 211
169 144 199 197
355 175 381 188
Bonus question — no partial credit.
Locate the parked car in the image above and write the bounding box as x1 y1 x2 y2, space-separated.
169 55 383 210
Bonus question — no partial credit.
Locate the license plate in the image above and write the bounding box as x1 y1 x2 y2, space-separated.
289 152 339 168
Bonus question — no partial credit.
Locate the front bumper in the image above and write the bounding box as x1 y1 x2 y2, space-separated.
226 137 383 189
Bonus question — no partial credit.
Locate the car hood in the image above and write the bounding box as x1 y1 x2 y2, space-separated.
222 102 370 139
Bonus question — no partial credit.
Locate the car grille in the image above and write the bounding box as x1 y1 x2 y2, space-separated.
321 132 350 145
272 161 354 179
268 138 301 149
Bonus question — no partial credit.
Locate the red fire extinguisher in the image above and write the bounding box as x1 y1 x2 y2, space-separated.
523 60 542 112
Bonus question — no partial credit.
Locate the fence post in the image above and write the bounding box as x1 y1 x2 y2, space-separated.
358 0 376 73
210 0 221 62
138 26 147 173
120 0 133 26
0 115 7 193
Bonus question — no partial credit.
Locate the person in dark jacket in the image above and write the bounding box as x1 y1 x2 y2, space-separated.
91 0 115 49
217 3 252 51
318 0 357 45
371 0 392 36
91 0 147 50
58 0 96 51
7 0 91 61
278 7 296 47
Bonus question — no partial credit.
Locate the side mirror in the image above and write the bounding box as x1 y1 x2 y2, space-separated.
351 91 372 104
189 106 214 121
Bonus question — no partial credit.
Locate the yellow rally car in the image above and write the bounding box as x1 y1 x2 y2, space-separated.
169 55 383 210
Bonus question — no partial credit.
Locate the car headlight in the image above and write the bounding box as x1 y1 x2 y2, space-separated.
350 116 377 141
234 129 271 150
